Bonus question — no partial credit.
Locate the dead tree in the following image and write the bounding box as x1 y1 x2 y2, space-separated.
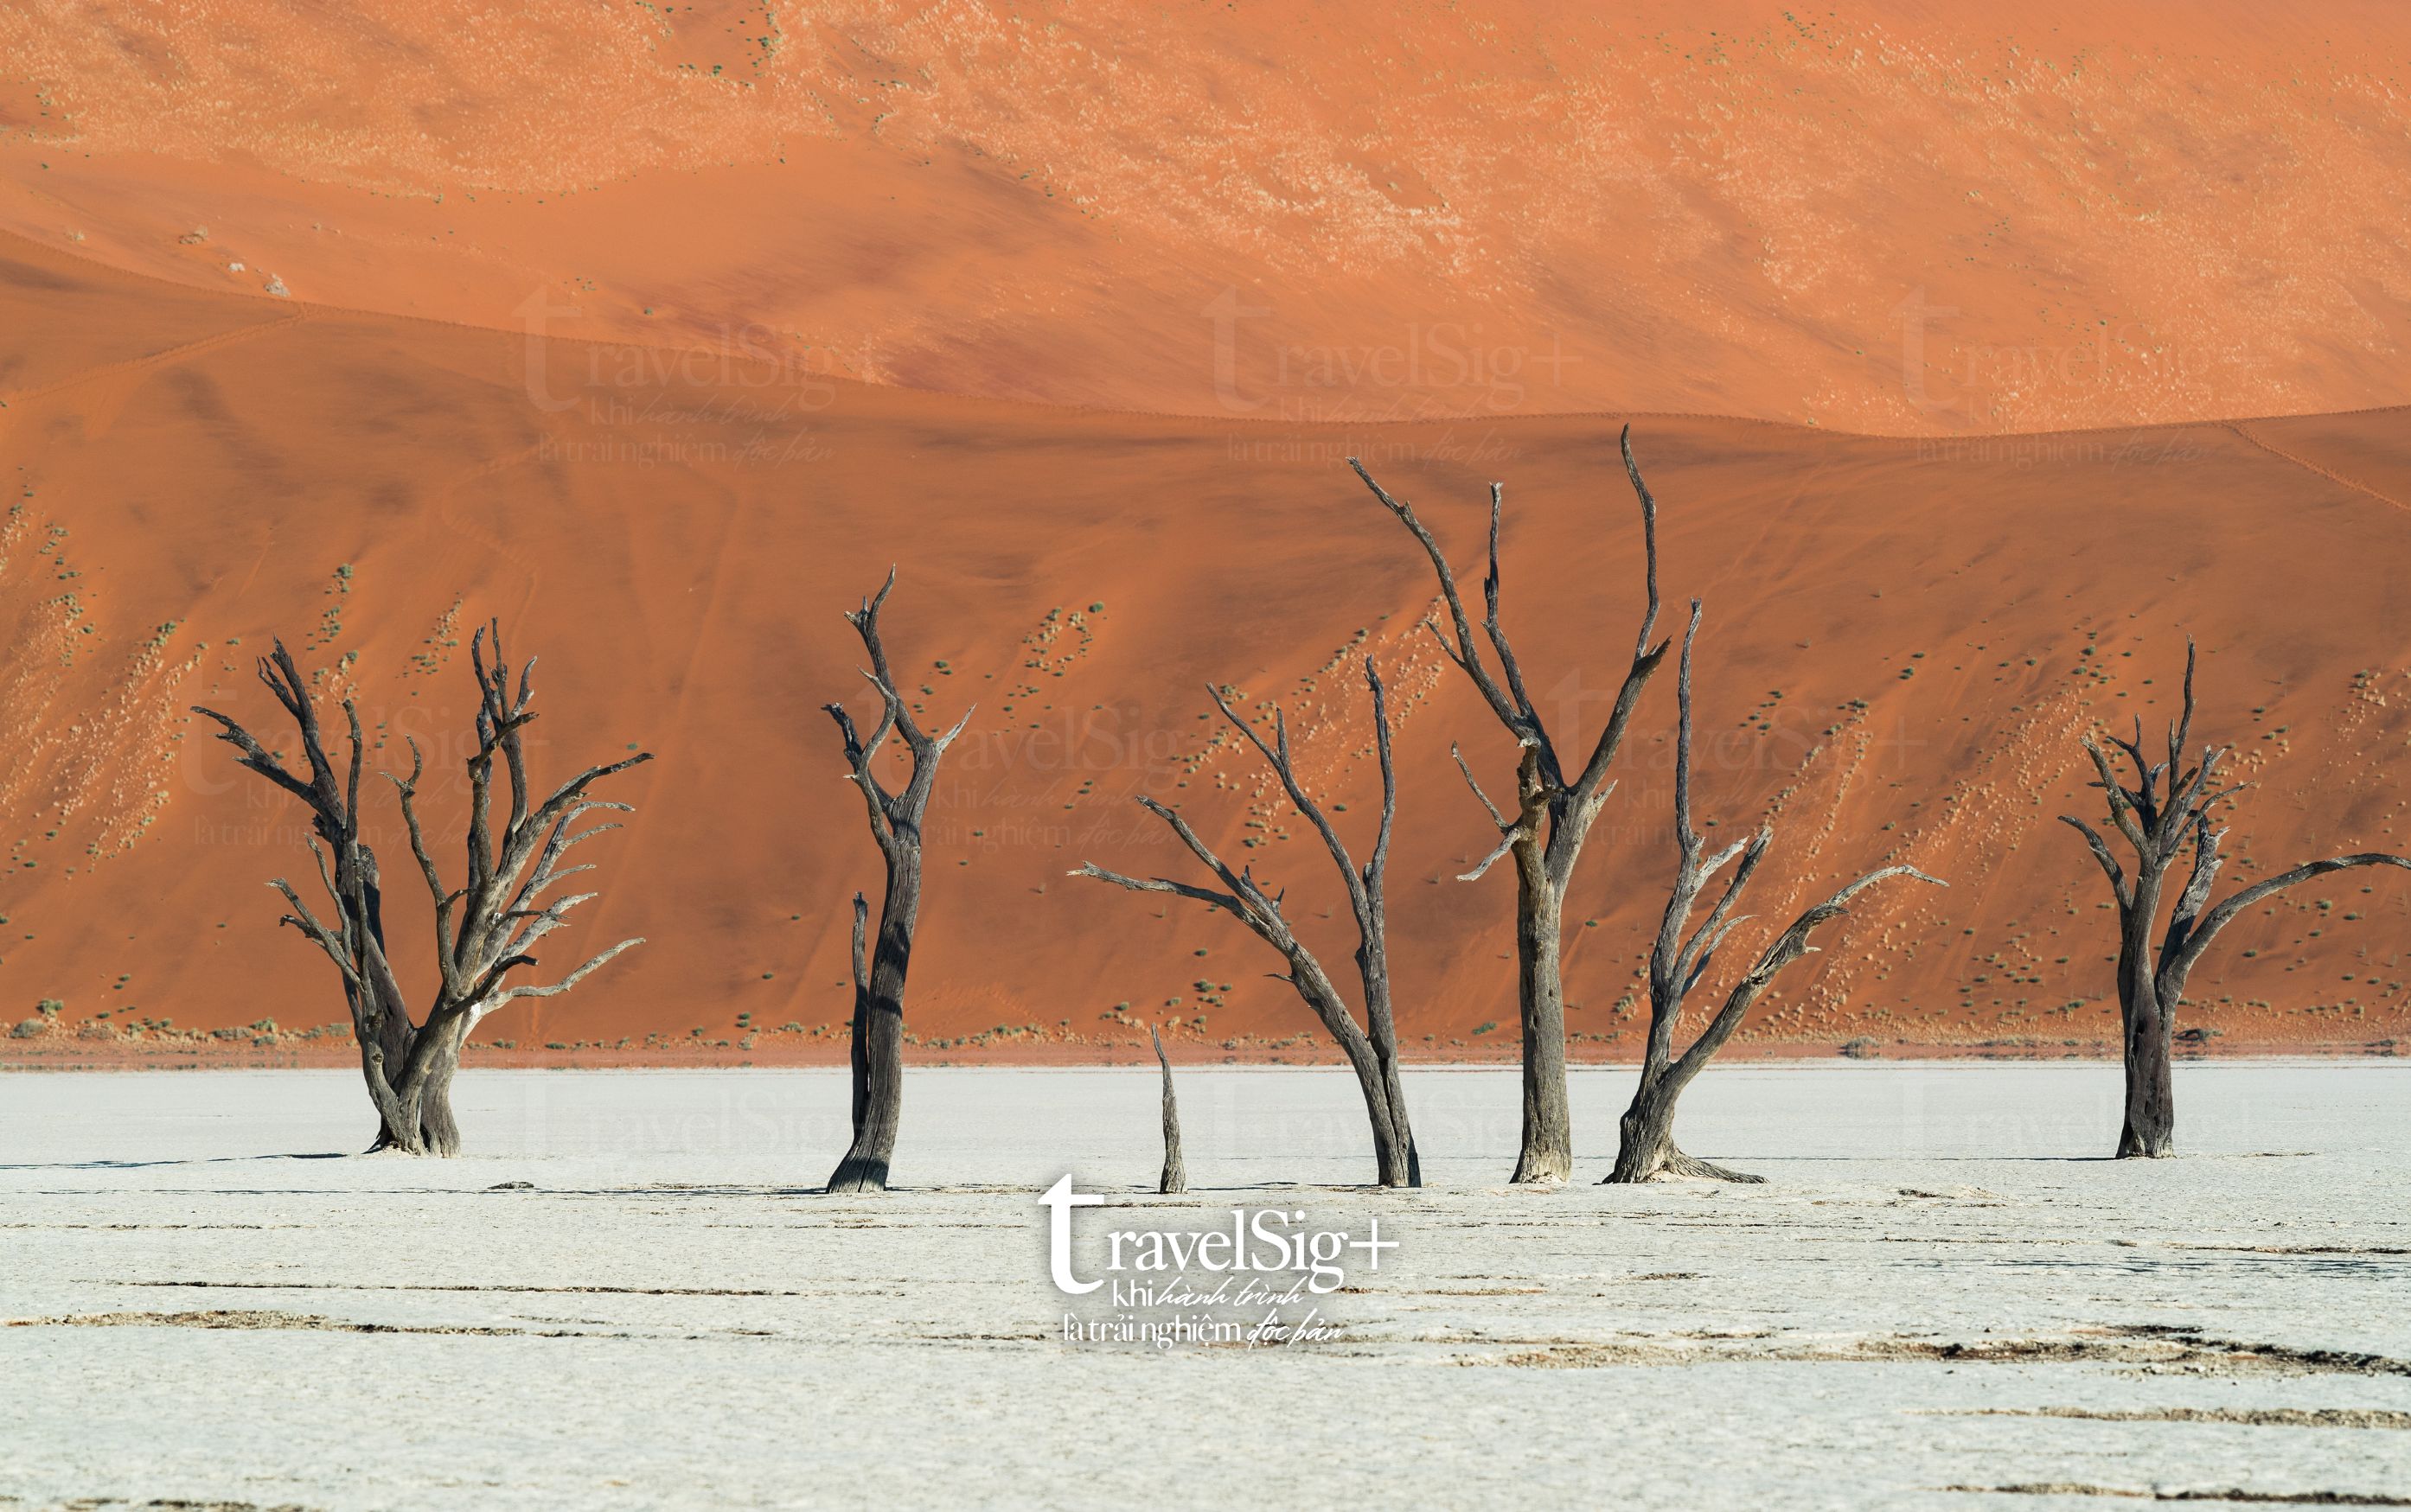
1607 603 1942 1183
1352 426 1671 1183
2061 641 2411 1158
195 629 649 1155
1150 1024 1187 1195
823 572 970 1193
1074 659 1418 1187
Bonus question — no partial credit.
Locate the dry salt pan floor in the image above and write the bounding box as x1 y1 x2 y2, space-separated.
3 1062 2409 1510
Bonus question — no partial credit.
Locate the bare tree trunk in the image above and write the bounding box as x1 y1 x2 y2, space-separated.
2108 870 2176 1160
363 1095 414 1154
840 893 872 1146
1510 845 1570 1183
353 856 419 1152
411 1028 466 1158
360 1023 418 1153
831 872 918 1193
1321 1014 1413 1187
822 574 971 1195
2117 979 2176 1158
1150 1024 1186 1195
1368 1027 1419 1189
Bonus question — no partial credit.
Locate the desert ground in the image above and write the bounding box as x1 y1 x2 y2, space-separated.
4 1062 2410 1509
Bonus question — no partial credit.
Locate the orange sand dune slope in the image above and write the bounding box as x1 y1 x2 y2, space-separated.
4 2 2411 432
4 233 2411 1055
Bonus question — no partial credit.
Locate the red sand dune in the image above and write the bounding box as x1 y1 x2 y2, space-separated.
5 3 2411 1061
6 2 2411 433
3 231 2410 1062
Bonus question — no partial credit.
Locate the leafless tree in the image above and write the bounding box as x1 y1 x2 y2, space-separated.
195 629 649 1155
1075 659 1417 1187
1150 1023 1186 1195
823 572 971 1193
1608 603 1942 1183
1352 426 1671 1183
2061 641 2411 1158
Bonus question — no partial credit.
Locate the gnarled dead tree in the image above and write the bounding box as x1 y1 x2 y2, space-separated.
1353 426 1671 1183
1150 1023 1186 1195
195 629 650 1155
824 572 970 1194
1608 603 1942 1183
2061 642 2411 1158
1075 659 1418 1187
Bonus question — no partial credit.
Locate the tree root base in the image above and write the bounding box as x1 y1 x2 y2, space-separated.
1603 1143 1765 1184
1508 1150 1573 1185
825 1154 892 1195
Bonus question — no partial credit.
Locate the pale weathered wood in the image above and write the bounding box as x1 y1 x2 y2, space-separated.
823 571 971 1194
1149 1024 1186 1195
1076 658 1419 1187
2060 641 2411 1158
1353 426 1671 1183
1606 602 1942 1183
195 628 650 1155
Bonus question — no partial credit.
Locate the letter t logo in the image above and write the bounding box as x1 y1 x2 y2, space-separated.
1041 1175 1103 1294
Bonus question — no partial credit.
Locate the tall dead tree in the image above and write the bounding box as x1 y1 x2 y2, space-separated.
1352 426 1671 1183
195 629 650 1154
1608 603 1941 1183
2061 642 2411 1158
1075 659 1418 1187
823 572 970 1194
1150 1023 1187 1195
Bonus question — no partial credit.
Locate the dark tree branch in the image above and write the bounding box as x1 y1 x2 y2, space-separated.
1071 862 1245 915
2058 813 2133 909
1451 741 1512 833
1346 459 1531 745
2169 852 2411 993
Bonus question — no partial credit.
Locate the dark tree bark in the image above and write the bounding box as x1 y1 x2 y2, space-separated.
2060 641 2411 1158
844 891 872 1138
1606 603 1943 1183
1353 426 1671 1183
195 628 650 1155
1076 658 1419 1188
1150 1023 1187 1195
823 572 971 1194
